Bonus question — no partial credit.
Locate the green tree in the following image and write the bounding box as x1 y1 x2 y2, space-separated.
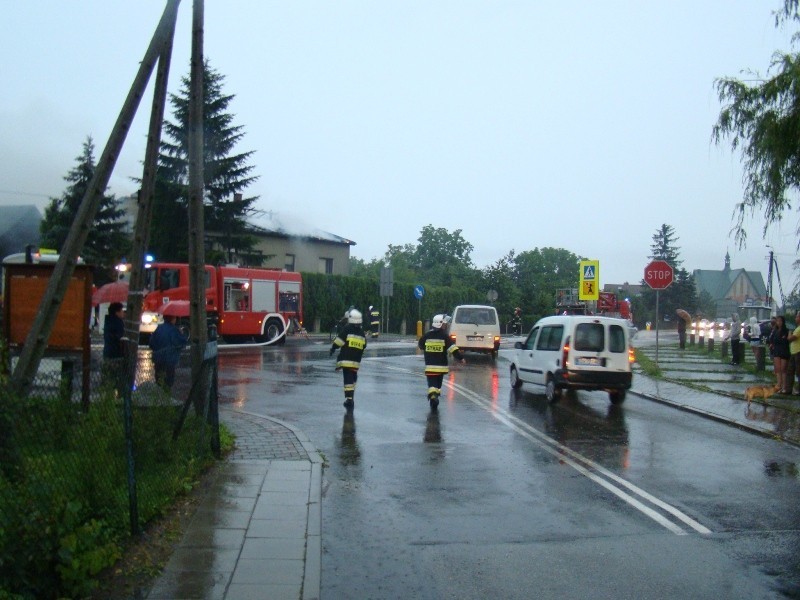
513 247 583 321
641 224 698 323
712 1 800 252
649 223 682 268
151 59 259 263
413 225 480 287
39 136 129 279
482 251 521 328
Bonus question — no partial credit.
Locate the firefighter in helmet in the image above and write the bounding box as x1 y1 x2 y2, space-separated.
330 308 367 410
418 314 465 411
369 305 380 338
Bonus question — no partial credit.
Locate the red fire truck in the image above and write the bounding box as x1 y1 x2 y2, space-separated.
596 291 632 320
139 263 302 344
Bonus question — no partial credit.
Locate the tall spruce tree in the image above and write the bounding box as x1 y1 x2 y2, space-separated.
642 224 699 324
649 223 682 268
150 60 259 263
39 136 129 279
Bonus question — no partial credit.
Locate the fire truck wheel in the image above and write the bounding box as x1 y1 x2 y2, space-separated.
262 318 285 344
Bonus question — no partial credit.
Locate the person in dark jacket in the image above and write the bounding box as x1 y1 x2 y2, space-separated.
102 302 126 395
769 315 791 394
418 314 465 411
330 309 367 410
149 315 189 390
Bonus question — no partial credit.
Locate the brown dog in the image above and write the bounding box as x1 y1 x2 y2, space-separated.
744 384 780 404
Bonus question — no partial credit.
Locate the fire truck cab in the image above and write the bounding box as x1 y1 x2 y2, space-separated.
140 263 302 345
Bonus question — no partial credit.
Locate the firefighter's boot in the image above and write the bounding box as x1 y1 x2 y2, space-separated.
428 391 439 411
343 397 355 411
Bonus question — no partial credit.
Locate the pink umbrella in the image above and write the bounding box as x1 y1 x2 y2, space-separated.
158 300 191 318
92 280 129 306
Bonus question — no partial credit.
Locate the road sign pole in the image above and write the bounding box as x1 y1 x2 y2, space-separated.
655 290 660 365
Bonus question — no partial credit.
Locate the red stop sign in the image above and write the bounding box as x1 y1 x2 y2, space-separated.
644 260 674 290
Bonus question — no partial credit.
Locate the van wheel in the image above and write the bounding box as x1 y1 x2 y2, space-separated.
545 378 561 403
609 390 626 404
510 366 523 389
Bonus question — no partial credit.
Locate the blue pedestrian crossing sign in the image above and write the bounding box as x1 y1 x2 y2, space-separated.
579 260 599 301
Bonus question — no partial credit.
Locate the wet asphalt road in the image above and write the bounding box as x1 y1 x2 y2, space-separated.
216 340 800 599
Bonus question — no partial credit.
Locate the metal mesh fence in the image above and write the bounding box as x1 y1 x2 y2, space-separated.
0 344 219 598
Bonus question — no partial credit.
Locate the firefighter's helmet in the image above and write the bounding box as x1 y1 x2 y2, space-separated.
348 309 363 324
432 314 450 329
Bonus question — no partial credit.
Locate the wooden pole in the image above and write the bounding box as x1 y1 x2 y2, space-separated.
124 5 178 383
188 0 208 414
11 0 182 395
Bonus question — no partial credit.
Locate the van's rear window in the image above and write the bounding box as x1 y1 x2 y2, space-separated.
454 308 497 325
609 324 626 352
574 323 604 352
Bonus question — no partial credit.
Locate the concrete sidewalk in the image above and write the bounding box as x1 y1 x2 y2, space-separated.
632 330 800 447
145 409 322 600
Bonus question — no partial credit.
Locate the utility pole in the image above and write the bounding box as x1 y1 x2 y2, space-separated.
188 0 208 414
766 248 774 307
11 0 182 395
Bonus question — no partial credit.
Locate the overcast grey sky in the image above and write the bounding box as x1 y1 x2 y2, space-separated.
1 1 797 291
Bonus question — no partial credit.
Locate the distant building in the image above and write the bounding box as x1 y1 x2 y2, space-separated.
602 282 644 299
119 195 356 275
692 252 768 317
207 223 355 276
0 205 42 259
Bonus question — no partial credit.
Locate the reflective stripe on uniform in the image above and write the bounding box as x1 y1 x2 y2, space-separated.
447 345 461 355
338 360 361 369
424 366 449 375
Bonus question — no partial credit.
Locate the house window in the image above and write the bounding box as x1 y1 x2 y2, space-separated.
285 253 296 271
319 257 333 274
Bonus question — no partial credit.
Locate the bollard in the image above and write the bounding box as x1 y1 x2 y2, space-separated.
721 340 728 359
698 332 705 348
707 337 714 353
755 345 766 372
416 320 423 339
690 333 695 346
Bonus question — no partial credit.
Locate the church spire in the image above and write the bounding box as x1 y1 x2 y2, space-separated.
724 251 730 272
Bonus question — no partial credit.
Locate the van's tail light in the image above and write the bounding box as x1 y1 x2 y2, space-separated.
628 347 635 363
562 336 570 368
450 334 457 343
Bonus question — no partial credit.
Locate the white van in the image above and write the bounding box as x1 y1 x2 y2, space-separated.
448 304 501 359
508 315 633 403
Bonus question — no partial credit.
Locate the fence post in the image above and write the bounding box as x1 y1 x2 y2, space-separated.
60 359 74 403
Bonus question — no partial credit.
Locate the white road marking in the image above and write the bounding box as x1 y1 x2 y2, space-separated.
381 363 711 536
